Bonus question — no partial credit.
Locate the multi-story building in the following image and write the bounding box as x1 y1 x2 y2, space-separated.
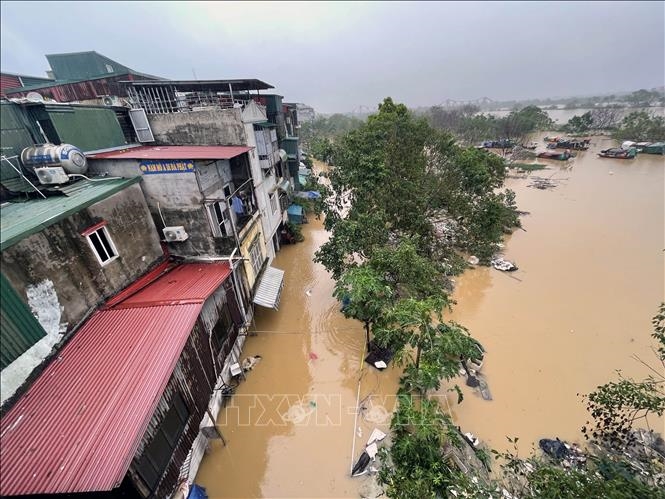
0 150 253 498
123 79 297 261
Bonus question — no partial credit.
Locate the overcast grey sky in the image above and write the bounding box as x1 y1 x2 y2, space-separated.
2 1 663 113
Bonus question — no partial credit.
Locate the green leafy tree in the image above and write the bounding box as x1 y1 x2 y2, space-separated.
316 97 518 278
566 112 594 134
379 395 461 499
333 265 392 350
613 111 665 142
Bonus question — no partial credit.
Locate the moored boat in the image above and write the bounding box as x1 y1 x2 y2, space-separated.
643 142 664 155
481 139 515 149
598 147 637 159
537 150 574 161
547 138 590 150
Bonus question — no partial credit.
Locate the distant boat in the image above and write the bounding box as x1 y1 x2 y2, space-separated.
547 138 590 151
481 139 515 149
643 142 665 155
537 150 574 161
598 147 637 159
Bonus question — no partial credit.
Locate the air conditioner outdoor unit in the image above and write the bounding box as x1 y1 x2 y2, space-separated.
163 226 189 242
34 166 70 185
102 95 123 107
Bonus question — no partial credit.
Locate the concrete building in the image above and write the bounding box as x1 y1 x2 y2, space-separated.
0 177 164 405
87 145 285 305
123 79 296 261
294 102 316 123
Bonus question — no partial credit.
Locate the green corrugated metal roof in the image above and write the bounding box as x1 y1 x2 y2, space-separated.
46 51 133 81
1 273 47 369
0 177 141 251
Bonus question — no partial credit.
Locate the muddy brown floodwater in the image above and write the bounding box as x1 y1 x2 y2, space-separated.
441 135 665 453
197 142 664 497
195 205 400 498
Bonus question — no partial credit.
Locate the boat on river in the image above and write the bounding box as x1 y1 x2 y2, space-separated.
598 147 637 159
537 150 574 161
547 138 590 150
643 142 665 155
481 139 515 149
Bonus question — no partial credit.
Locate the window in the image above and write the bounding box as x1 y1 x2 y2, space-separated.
85 225 118 266
269 193 278 214
135 393 189 492
213 305 234 353
248 237 263 276
105 63 114 73
211 201 232 237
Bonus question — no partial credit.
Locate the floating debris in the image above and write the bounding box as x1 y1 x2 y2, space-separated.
528 177 559 190
242 355 262 372
491 258 518 272
364 341 394 370
351 429 386 477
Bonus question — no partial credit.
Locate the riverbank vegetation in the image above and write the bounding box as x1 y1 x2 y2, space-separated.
426 104 553 145
309 98 664 498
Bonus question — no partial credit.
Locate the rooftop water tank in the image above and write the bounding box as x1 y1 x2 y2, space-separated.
20 144 88 175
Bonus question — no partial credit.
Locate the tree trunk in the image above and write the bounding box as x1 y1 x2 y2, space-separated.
364 321 371 352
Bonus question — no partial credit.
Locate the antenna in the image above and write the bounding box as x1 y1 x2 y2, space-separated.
192 68 198 80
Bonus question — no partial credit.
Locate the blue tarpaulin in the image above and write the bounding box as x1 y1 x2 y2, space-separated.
188 485 208 499
287 204 304 224
294 191 321 199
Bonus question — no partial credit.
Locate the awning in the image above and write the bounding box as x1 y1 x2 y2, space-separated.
253 266 285 309
277 179 291 193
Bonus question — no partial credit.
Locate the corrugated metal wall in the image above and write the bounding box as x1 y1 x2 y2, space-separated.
46 106 128 152
0 74 22 96
0 102 41 163
128 285 242 498
0 273 46 369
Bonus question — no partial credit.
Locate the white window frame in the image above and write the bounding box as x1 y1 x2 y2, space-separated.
248 237 263 276
209 201 232 237
269 192 278 214
85 225 119 266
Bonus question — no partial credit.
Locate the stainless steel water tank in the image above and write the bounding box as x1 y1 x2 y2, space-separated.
20 144 88 174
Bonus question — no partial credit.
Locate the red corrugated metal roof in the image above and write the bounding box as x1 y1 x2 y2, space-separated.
87 145 252 160
0 262 231 496
0 73 22 96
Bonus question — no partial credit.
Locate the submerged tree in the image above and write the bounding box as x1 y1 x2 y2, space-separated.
315 97 519 278
613 111 665 142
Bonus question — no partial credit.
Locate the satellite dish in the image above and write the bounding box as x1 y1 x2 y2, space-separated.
26 92 45 103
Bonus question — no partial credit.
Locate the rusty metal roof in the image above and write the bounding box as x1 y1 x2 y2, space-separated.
0 262 231 496
87 145 252 160
124 78 273 92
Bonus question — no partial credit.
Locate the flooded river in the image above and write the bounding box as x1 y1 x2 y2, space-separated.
196 143 663 496
195 212 400 498
443 135 664 452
